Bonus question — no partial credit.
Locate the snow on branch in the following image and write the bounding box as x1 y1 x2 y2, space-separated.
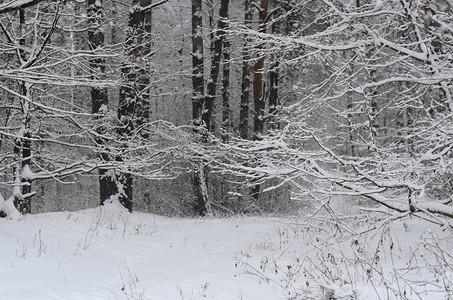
0 0 46 14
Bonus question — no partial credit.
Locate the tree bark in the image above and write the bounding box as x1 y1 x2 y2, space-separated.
12 11 33 214
191 0 213 216
117 0 154 212
251 0 268 201
192 0 204 129
87 0 118 207
239 0 252 140
268 21 279 130
204 0 230 132
221 25 231 141
252 0 268 140
13 82 33 215
135 0 152 136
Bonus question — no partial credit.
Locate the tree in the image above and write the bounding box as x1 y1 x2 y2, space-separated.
116 0 155 212
252 0 268 141
267 9 281 130
204 0 230 132
209 0 453 222
221 24 231 140
0 2 61 214
191 0 205 131
0 1 120 216
88 0 118 208
0 0 197 217
239 0 253 140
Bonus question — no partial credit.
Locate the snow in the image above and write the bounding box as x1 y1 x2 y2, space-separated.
0 203 452 299
418 202 453 217
21 165 35 181
0 204 288 299
98 104 108 114
0 0 34 10
0 195 21 220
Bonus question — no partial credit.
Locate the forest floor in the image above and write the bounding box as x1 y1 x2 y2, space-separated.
0 201 452 299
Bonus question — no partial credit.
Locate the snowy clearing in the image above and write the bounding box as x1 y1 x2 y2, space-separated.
1 202 452 299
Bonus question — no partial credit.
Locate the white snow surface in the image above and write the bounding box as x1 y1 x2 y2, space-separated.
1 202 452 299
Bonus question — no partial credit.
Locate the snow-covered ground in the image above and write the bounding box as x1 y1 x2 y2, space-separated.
1 202 452 299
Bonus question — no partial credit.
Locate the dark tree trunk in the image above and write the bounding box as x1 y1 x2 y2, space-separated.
12 11 33 215
239 0 252 140
197 0 231 216
268 61 278 129
192 0 205 129
116 99 134 214
119 0 152 135
192 0 230 215
88 0 107 114
193 164 211 216
347 87 356 157
204 0 230 132
88 0 118 207
135 0 152 136
13 83 33 215
116 0 154 212
221 26 231 141
191 0 212 216
268 21 279 130
252 0 268 140
251 0 268 202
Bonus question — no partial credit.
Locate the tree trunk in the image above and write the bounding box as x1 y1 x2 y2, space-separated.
239 0 252 140
13 83 33 215
268 21 279 130
117 0 154 212
252 0 268 140
193 163 211 216
135 0 152 136
191 0 213 216
204 0 230 132
192 0 204 129
221 24 231 141
268 61 278 129
88 0 118 207
251 0 268 202
12 11 33 214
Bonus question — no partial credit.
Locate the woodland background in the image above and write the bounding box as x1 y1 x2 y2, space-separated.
0 0 452 222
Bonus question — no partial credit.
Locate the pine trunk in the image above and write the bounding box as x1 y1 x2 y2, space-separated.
203 0 230 132
221 28 230 141
239 0 252 140
268 21 279 130
252 0 268 140
191 0 211 215
251 0 268 201
192 0 205 128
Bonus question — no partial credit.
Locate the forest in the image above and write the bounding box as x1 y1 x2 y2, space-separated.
0 0 452 298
